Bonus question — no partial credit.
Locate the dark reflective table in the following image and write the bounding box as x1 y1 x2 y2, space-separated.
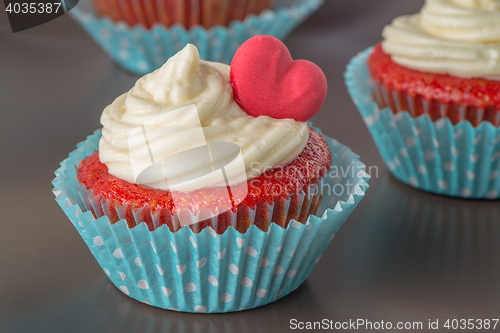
2 1 500 332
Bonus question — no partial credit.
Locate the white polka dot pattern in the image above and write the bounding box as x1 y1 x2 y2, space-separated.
134 257 142 267
195 306 207 313
260 258 270 267
245 247 257 257
94 236 104 246
185 283 196 292
218 249 226 259
274 266 284 275
119 285 129 295
256 289 267 298
229 264 239 275
137 280 148 289
196 257 207 268
112 249 123 259
236 238 245 248
162 287 172 297
241 277 253 287
208 275 218 287
221 293 232 302
176 265 186 275
189 236 197 248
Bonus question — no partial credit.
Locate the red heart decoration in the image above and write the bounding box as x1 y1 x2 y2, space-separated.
230 35 327 122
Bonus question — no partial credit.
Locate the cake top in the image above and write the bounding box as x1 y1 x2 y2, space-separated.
98 39 326 191
381 0 500 80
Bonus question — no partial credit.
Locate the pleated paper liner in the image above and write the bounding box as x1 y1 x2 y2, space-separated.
52 128 369 313
84 177 326 234
71 0 323 74
90 0 275 29
345 47 500 199
370 80 500 127
57 129 330 235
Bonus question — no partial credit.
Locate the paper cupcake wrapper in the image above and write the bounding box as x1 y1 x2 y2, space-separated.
91 0 275 29
71 0 323 74
345 47 500 199
368 66 500 127
52 128 369 313
54 130 330 234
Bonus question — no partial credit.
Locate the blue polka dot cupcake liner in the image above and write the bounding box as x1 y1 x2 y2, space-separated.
70 0 323 75
52 129 369 313
345 47 500 199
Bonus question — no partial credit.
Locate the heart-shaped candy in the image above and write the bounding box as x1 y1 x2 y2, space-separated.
230 35 327 122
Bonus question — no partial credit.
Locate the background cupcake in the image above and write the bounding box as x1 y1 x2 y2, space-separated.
71 0 323 74
346 0 500 199
53 38 369 312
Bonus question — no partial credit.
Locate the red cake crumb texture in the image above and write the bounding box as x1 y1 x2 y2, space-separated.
78 128 331 234
368 43 500 126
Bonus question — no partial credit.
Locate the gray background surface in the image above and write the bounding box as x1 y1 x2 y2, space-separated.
1 1 500 332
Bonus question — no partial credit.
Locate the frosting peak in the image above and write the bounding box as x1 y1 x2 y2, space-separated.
382 0 500 80
99 44 309 191
143 44 204 104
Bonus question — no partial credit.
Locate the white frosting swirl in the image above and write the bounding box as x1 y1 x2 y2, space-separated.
382 0 500 80
99 44 308 191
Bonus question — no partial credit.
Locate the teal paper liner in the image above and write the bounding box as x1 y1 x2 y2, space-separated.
345 47 500 199
71 0 323 74
52 128 369 313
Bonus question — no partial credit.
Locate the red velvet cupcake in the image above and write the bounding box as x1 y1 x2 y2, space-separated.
54 36 373 313
346 0 500 198
77 36 329 233
368 0 500 127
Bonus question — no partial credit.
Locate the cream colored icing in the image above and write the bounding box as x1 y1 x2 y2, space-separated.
99 44 308 191
381 0 500 80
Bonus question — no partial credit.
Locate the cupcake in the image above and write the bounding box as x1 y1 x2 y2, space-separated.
54 36 369 312
346 0 500 198
90 0 275 29
71 0 324 74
